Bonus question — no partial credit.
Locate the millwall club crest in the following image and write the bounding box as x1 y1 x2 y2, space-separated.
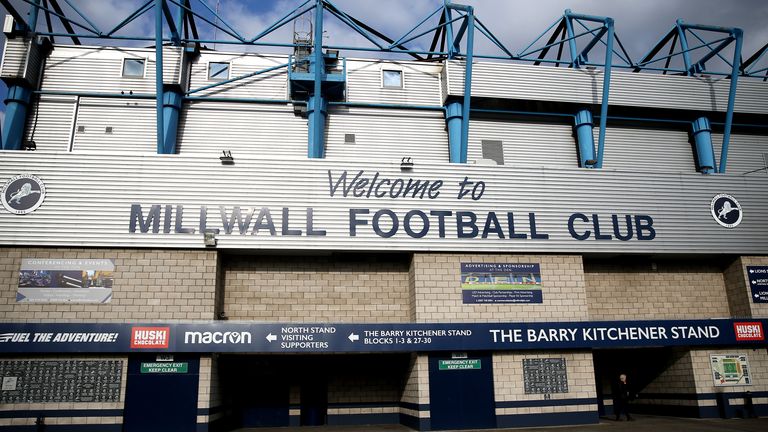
1 174 46 215
710 194 742 229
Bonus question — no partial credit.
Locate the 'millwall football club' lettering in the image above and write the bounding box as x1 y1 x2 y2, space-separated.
128 169 655 242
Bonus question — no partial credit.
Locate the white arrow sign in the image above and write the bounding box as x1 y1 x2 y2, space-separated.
348 333 359 342
266 333 277 342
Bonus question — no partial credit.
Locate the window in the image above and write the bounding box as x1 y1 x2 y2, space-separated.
122 58 145 77
344 133 356 144
208 62 230 80
481 140 504 165
382 69 403 88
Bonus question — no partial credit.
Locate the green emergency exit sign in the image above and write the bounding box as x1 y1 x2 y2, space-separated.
439 359 481 370
140 362 188 373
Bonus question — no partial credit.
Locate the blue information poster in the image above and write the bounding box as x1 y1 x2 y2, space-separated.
461 263 542 304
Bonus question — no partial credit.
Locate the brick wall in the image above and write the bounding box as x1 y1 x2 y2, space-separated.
399 354 430 425
0 247 217 322
494 351 597 418
410 254 587 323
584 259 730 320
222 255 410 322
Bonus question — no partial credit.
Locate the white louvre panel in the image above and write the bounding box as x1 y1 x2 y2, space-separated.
187 53 289 99
0 152 766 253
41 45 172 94
23 95 76 152
468 120 578 168
177 102 306 158
0 37 29 78
345 59 442 106
162 46 183 86
446 60 768 115
713 133 768 176
596 127 695 172
71 98 156 153
325 107 447 163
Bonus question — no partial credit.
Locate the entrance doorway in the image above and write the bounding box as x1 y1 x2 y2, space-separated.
123 354 200 432
428 352 496 430
593 347 687 417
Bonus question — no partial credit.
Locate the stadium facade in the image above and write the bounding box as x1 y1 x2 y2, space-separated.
0 1 767 431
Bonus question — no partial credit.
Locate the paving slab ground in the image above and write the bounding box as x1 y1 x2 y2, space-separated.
235 415 768 432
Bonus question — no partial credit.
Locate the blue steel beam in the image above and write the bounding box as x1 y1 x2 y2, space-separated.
154 0 164 154
459 7 474 164
250 0 313 43
595 18 614 168
106 0 153 36
719 28 743 173
18 0 99 34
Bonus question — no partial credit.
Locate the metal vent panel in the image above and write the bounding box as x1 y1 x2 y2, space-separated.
325 107 448 163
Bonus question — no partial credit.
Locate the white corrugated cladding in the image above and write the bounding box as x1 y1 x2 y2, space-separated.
24 95 76 152
467 120 577 168
445 60 768 114
72 98 156 153
345 59 443 105
325 107 447 163
1 152 767 253
0 38 28 78
713 133 768 176
595 127 695 172
40 45 181 93
188 53 288 99
177 102 307 157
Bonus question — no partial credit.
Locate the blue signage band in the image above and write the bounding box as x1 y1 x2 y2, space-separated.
0 319 764 353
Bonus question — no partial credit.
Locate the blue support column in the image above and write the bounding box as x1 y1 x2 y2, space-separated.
691 117 716 174
154 0 165 154
161 90 182 154
1 86 33 150
595 18 614 168
574 109 595 167
718 28 743 173
445 101 463 163
307 0 326 158
459 8 474 165
676 20 694 75
1 0 39 150
564 11 579 66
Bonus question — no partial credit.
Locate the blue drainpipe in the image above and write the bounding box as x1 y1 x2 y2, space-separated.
445 101 464 163
307 95 328 158
161 90 183 154
691 117 716 174
2 1 39 150
574 109 596 167
2 86 33 150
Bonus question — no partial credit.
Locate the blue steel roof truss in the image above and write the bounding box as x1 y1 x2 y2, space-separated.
0 0 765 172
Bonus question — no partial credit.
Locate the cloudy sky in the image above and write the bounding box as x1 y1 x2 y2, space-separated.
0 0 766 116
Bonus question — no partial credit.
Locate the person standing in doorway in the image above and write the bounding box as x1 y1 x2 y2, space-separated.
615 373 637 421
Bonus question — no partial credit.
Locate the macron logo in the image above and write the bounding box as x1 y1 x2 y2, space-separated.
734 322 764 341
130 327 170 349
